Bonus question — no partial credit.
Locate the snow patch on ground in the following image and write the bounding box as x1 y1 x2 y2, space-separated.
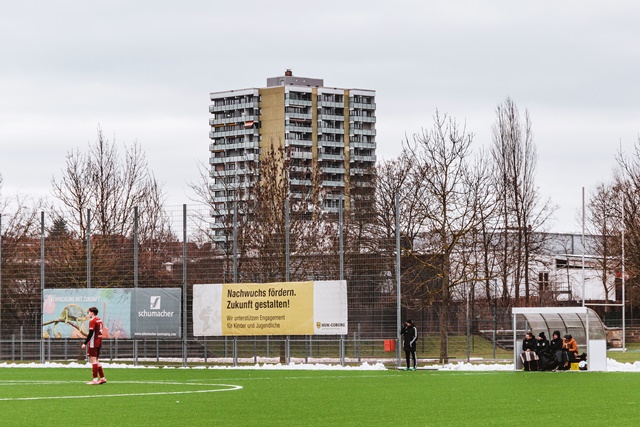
0 358 638 371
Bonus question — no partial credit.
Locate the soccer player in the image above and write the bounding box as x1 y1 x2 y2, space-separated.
81 306 107 385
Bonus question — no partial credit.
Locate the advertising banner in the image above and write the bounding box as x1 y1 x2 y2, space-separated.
192 280 347 336
131 288 182 338
42 288 181 339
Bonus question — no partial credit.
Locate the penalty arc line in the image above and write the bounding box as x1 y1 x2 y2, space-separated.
0 384 243 401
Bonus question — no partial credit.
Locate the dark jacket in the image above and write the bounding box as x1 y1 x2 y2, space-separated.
401 324 418 351
522 336 536 352
535 337 549 355
549 331 563 354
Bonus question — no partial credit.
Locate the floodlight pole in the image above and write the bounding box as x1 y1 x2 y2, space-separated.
40 212 45 364
395 194 401 369
621 201 626 350
0 213 3 361
581 187 585 307
133 207 139 366
182 204 187 367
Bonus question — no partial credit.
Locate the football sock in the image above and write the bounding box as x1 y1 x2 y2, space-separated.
92 364 98 378
98 366 104 378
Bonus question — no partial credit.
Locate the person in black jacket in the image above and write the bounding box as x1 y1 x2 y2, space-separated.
520 331 539 371
401 319 418 371
547 330 564 371
535 332 550 370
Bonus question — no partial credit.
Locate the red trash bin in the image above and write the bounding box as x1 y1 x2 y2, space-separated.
384 339 396 352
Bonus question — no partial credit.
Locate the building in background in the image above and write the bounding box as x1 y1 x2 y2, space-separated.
208 70 376 245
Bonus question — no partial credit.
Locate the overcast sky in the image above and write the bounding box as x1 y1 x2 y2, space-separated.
1 1 638 233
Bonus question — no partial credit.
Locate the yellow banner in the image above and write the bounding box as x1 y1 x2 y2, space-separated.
221 281 314 335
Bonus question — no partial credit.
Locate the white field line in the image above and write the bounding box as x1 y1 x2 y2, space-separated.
0 381 242 401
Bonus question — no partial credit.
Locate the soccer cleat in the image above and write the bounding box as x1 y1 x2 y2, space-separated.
86 379 100 385
410 367 417 371
98 378 107 384
403 367 409 371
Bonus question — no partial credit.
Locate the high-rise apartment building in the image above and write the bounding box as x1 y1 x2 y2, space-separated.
208 70 376 244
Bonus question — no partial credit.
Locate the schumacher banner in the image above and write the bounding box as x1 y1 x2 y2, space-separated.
42 288 182 339
192 280 347 336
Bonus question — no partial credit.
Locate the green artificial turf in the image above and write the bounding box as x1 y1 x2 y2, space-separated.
0 367 639 426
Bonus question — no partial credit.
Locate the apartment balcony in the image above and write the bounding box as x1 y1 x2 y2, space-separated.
209 101 259 113
285 98 312 107
317 101 344 108
321 166 346 174
286 112 313 121
351 180 375 188
290 151 313 160
318 139 345 148
209 141 258 152
322 180 345 188
209 128 259 138
285 124 313 133
209 114 258 126
322 192 346 200
349 138 377 151
209 169 254 178
209 153 257 164
290 178 312 186
319 153 343 161
318 125 345 134
285 138 313 147
350 115 376 123
350 128 376 136
350 154 377 163
350 101 376 110
318 113 344 121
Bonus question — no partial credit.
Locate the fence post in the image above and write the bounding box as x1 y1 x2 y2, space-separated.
466 284 471 363
133 207 139 366
182 204 187 367
40 211 45 364
339 197 344 281
493 281 497 360
357 322 361 363
233 336 238 367
285 197 290 282
254 336 257 364
286 335 290 364
285 199 290 366
87 209 91 288
233 202 238 283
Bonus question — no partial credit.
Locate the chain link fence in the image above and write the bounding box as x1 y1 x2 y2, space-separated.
0 203 565 366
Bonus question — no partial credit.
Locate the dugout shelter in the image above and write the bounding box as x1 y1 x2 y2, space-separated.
512 307 607 371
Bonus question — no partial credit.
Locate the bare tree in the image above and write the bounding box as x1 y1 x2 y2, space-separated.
0 181 44 336
52 127 168 240
614 138 640 306
50 126 172 288
241 141 335 283
491 98 555 305
584 183 621 306
190 139 337 284
404 111 495 362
